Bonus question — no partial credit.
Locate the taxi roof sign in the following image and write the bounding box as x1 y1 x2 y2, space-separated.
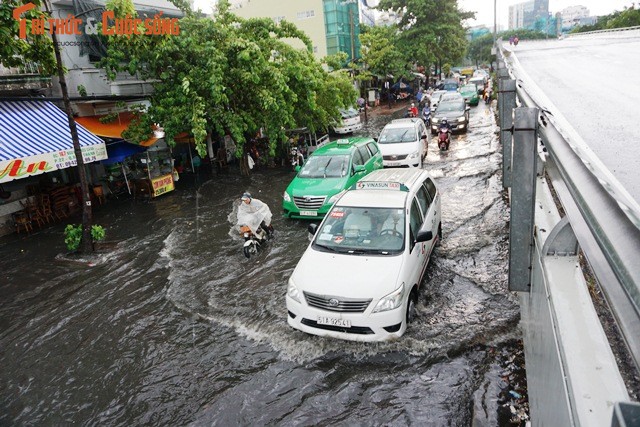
336 138 351 145
353 181 409 191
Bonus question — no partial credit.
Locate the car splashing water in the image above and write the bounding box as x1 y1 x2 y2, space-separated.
0 103 520 425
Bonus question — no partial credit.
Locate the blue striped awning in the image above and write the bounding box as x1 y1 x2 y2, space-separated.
0 100 107 183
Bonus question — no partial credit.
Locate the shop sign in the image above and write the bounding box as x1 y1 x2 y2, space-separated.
0 144 107 183
151 174 175 197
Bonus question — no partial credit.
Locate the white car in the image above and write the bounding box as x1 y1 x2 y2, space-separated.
430 90 447 110
376 118 428 168
286 168 442 342
332 107 363 135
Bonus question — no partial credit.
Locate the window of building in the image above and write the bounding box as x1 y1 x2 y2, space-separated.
273 16 285 24
297 10 315 20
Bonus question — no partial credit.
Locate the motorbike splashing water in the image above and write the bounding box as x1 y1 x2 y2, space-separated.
240 226 270 258
236 195 273 258
438 126 451 151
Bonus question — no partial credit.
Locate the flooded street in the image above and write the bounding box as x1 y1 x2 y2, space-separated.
0 102 521 425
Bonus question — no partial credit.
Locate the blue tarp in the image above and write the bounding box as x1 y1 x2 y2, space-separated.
103 140 146 165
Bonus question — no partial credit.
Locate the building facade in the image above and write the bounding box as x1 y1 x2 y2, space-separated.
560 5 590 30
508 0 549 30
231 0 361 62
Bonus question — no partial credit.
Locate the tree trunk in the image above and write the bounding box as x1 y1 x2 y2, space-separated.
46 0 93 254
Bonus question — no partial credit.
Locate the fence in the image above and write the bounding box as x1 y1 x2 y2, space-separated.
496 40 640 426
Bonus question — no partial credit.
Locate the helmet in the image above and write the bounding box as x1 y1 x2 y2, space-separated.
411 103 415 107
241 192 251 201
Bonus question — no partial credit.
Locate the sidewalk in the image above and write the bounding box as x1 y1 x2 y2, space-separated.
362 99 412 118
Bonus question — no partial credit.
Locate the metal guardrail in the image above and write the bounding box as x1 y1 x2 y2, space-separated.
565 25 640 37
498 40 640 374
496 38 640 425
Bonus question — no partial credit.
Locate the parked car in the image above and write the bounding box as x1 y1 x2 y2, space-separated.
282 137 383 219
460 84 480 106
468 76 487 95
331 107 363 135
286 168 442 341
377 118 428 168
431 100 470 134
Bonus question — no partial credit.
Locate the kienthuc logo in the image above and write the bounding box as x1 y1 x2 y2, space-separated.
13 2 180 39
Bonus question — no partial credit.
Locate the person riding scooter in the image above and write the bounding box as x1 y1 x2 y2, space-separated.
238 192 273 236
438 119 452 151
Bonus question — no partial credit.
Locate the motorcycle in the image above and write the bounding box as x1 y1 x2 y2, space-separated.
438 125 451 151
421 106 431 125
240 224 272 258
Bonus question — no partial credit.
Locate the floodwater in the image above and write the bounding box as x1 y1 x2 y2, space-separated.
0 102 522 426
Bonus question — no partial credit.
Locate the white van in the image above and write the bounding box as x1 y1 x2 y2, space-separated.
286 168 442 342
376 118 428 168
332 107 363 135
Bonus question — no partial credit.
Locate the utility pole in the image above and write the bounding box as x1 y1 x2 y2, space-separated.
349 7 355 63
493 0 497 45
44 0 94 253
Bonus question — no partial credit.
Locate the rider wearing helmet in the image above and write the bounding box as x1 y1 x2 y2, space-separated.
409 102 419 118
439 118 451 133
238 192 274 235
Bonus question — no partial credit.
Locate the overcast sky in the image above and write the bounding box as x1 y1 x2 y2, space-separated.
460 0 634 29
192 0 634 27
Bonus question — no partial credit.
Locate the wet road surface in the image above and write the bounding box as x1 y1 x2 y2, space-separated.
0 102 522 425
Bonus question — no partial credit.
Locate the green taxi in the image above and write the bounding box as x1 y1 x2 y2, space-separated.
283 137 383 219
460 84 480 106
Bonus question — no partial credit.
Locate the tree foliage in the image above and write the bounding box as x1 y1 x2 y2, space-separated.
376 0 474 68
101 0 356 160
571 5 640 33
359 25 408 79
0 0 56 74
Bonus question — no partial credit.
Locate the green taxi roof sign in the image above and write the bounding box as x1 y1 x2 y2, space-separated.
352 181 409 191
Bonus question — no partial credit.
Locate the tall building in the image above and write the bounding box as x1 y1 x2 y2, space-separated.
508 0 549 30
561 5 590 29
231 0 361 62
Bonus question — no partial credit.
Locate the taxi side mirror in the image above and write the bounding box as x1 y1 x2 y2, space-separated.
295 165 301 172
415 230 433 243
354 165 366 174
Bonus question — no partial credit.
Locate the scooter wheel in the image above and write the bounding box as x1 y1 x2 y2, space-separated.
243 246 252 258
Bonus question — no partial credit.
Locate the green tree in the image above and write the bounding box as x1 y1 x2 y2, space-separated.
102 0 355 174
376 0 474 73
0 0 56 73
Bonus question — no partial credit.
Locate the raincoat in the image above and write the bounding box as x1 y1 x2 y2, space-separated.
237 198 273 235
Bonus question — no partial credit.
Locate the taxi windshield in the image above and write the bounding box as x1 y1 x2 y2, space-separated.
313 206 405 255
378 127 417 144
298 155 350 178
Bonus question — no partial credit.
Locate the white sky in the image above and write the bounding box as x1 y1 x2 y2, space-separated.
460 0 635 29
192 0 634 27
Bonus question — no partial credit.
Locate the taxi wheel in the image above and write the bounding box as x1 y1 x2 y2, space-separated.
437 224 442 243
405 290 417 324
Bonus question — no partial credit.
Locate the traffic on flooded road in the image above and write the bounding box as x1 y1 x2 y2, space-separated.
0 101 523 425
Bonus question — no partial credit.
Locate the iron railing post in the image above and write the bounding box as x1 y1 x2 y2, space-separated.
509 107 539 292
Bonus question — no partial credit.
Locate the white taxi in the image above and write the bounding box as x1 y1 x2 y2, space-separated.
286 168 442 342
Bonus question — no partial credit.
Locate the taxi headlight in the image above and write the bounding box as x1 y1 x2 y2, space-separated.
408 150 420 159
372 283 405 313
283 192 291 202
458 116 466 123
287 278 301 303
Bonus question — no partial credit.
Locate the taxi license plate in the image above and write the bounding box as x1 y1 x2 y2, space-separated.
300 210 318 216
387 161 400 167
317 316 351 328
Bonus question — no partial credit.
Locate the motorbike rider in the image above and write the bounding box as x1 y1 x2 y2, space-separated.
409 102 419 118
238 192 273 235
439 118 452 134
421 103 431 123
